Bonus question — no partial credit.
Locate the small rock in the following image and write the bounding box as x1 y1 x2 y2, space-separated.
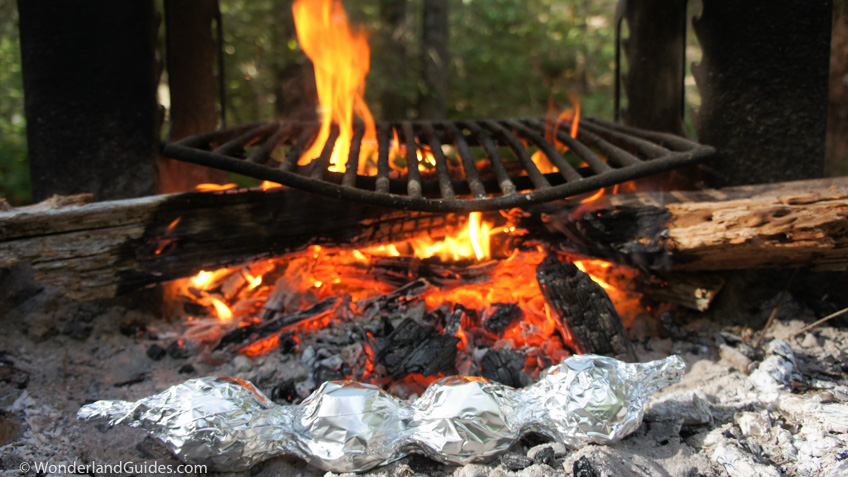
501 453 533 471
648 390 713 425
146 344 166 361
231 354 253 374
572 456 599 477
719 344 753 375
527 444 556 467
735 411 771 438
800 333 819 348
749 339 796 395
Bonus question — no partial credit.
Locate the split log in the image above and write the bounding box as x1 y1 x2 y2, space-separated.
536 255 637 362
519 176 848 272
3 177 847 301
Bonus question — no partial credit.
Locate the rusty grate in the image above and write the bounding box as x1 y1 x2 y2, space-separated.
160 117 714 212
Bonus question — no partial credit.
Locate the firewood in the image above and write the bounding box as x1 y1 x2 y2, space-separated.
536 255 637 362
3 177 847 301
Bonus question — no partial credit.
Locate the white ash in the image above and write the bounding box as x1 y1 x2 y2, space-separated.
2 285 848 476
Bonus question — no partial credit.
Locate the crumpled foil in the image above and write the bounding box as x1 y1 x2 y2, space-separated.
78 354 684 473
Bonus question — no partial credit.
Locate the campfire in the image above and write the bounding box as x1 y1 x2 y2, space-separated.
2 0 848 475
166 206 646 399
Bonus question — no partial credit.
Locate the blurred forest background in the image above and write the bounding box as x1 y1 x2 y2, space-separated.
1 0 845 205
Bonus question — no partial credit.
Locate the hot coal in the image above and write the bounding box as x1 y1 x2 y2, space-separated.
482 303 522 334
480 347 531 388
375 318 459 378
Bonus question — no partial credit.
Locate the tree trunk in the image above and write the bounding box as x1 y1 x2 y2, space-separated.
378 0 410 120
157 0 230 193
418 0 448 120
17 0 158 202
693 0 831 187
827 1 848 176
620 0 686 135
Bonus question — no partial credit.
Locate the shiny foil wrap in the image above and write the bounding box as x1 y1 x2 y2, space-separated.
78 354 684 473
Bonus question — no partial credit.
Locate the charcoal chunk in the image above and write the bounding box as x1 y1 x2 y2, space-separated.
146 344 166 361
573 456 599 477
481 347 531 388
501 453 533 471
483 303 522 334
376 318 459 378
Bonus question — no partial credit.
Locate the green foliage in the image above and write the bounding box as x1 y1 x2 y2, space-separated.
0 0 29 205
218 0 620 122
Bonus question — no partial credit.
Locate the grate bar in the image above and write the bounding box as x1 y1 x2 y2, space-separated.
525 118 614 175
310 126 339 180
402 122 422 198
375 124 392 194
160 117 715 213
482 120 551 190
247 122 289 164
421 123 456 200
342 123 365 188
446 122 486 198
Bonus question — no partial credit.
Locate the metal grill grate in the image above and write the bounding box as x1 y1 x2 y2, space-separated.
160 117 714 212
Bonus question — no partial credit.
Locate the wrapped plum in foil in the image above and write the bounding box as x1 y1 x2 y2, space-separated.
78 354 685 473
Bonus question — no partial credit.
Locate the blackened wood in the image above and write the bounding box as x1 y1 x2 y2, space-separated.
619 0 686 135
480 347 530 388
536 255 637 362
519 177 848 272
0 188 463 301
693 0 831 187
216 298 337 351
418 0 448 120
157 0 230 193
17 0 158 202
375 318 459 378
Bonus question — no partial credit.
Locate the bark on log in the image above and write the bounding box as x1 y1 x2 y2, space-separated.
3 177 847 301
0 188 474 301
520 176 848 272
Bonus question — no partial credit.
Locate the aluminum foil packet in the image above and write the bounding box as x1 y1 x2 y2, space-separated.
78 354 685 473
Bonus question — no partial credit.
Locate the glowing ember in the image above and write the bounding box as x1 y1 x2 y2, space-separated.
170 208 646 396
292 0 376 174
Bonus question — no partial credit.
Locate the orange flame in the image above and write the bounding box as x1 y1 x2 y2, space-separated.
407 212 493 262
210 297 234 322
292 0 376 173
531 95 582 174
195 183 238 192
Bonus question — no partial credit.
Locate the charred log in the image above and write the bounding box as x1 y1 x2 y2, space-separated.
536 255 637 362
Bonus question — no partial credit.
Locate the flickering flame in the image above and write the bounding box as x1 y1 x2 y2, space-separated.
210 297 234 322
408 212 493 262
292 0 377 173
195 183 238 192
530 95 582 174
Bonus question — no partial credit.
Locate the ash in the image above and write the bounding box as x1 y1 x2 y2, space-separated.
2 266 847 477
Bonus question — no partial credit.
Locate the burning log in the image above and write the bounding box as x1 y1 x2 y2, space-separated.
3 177 846 301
